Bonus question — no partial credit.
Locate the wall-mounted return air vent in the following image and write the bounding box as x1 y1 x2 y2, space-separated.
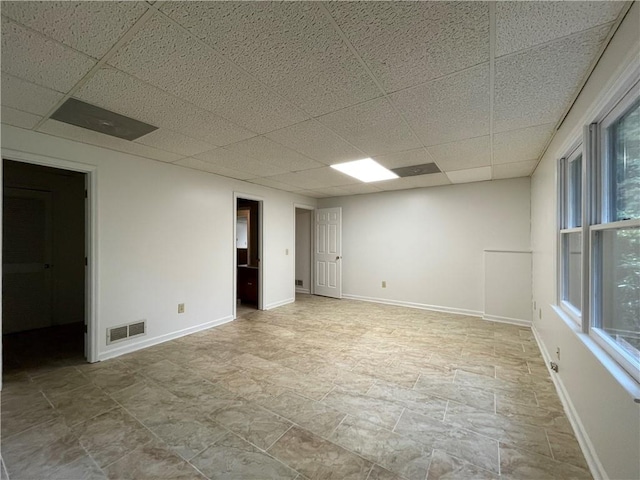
107 320 147 345
295 279 303 287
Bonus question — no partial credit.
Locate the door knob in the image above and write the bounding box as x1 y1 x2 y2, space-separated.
335 256 341 260
44 264 51 269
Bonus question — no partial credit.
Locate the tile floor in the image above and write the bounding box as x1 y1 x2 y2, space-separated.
1 294 591 479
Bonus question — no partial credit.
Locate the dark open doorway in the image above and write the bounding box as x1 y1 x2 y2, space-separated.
236 197 261 315
2 159 87 373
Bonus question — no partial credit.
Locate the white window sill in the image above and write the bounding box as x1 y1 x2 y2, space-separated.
552 305 640 404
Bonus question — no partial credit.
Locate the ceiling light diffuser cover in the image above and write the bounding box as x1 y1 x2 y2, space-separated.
331 158 399 183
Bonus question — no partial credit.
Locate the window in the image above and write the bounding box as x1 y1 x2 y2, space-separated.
558 81 640 383
559 147 584 320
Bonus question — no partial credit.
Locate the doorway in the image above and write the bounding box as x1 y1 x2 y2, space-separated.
295 206 313 295
235 196 262 316
2 159 87 371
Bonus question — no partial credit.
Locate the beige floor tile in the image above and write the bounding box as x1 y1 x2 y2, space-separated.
260 391 347 438
268 426 372 480
426 450 499 480
394 409 500 474
191 432 298 480
3 294 586 480
72 407 154 467
500 442 592 479
330 415 432 480
321 387 405 429
103 440 205 479
209 398 292 450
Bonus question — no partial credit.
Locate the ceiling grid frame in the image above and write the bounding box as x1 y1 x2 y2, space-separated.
150 3 377 172
317 2 445 176
31 5 157 131
0 1 629 196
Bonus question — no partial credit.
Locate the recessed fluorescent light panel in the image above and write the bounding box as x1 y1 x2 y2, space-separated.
331 158 399 183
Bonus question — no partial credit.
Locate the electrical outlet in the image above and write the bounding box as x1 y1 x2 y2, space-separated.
533 300 537 310
550 361 559 372
539 309 542 319
382 281 387 288
178 303 185 314
556 347 561 360
285 248 289 255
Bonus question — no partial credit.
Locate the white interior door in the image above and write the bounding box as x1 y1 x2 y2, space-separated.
2 187 53 333
314 207 342 298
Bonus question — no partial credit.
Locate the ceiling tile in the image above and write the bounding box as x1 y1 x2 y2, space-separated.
37 119 182 163
195 148 281 178
338 183 384 195
173 157 257 181
493 124 556 165
134 129 214 157
326 2 489 92
317 97 421 156
108 13 309 133
1 73 64 115
1 106 41 129
376 173 451 191
496 2 623 57
372 148 433 170
160 2 380 116
1 1 148 59
426 136 491 172
246 177 302 193
266 167 356 190
224 136 324 175
494 25 611 133
446 166 492 184
1 16 96 92
75 68 255 146
493 160 538 180
293 190 328 199
391 64 490 146
265 120 366 165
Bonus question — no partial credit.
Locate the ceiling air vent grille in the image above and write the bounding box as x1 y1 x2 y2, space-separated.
391 163 441 178
51 98 157 141
107 320 147 345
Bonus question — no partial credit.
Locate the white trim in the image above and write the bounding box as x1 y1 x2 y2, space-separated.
482 314 531 328
531 324 607 480
293 203 315 297
483 249 532 254
1 148 99 363
98 315 234 362
342 294 483 318
552 305 640 403
265 297 295 310
295 288 310 295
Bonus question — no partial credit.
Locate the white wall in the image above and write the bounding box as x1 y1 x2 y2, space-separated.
1 125 316 361
295 208 311 293
319 177 531 318
531 4 640 479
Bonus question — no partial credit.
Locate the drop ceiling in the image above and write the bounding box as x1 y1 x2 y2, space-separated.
0 1 627 198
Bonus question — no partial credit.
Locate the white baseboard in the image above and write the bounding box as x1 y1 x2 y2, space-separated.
342 294 483 318
98 315 234 362
483 314 532 327
531 325 606 480
265 297 295 310
295 288 310 294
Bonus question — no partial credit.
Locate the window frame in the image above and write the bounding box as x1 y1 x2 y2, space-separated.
558 144 584 325
557 78 640 384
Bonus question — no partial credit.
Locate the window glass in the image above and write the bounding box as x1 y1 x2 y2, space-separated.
563 232 582 311
608 99 640 221
593 227 640 364
568 154 582 227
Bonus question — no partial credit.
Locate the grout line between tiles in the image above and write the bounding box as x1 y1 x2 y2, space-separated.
391 408 405 433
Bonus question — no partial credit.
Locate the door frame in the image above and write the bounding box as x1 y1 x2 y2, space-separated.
233 192 264 317
293 203 315 296
1 149 98 363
